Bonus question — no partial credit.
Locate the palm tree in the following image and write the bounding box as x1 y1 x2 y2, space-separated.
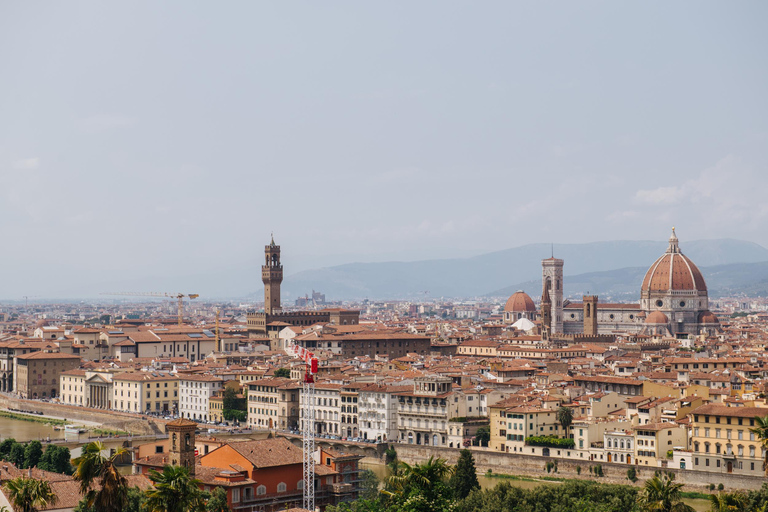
557 406 574 438
145 465 205 512
72 441 129 512
709 491 748 512
639 472 694 512
749 415 768 474
383 455 454 510
3 476 58 512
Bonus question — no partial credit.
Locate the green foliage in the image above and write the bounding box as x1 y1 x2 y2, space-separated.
274 367 291 378
450 450 480 500
383 456 455 512
74 486 146 512
627 467 637 483
474 427 490 447
556 406 574 436
359 469 380 502
206 487 232 512
545 462 554 473
457 479 638 512
38 445 73 475
709 484 716 491
3 476 58 512
23 441 43 470
72 441 130 512
9 444 25 468
709 491 747 512
576 466 581 475
717 483 724 491
145 465 206 512
525 436 575 449
638 472 694 512
594 465 603 477
222 409 246 422
746 483 768 511
0 438 16 460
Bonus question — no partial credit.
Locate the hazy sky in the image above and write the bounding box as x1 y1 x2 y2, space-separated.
1 2 767 298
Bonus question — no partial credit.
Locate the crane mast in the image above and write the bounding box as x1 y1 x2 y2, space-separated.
284 342 317 511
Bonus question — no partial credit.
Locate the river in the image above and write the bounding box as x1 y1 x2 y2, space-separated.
360 460 710 512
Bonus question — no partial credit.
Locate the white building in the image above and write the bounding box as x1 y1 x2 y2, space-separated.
358 383 406 442
179 374 224 422
300 382 341 435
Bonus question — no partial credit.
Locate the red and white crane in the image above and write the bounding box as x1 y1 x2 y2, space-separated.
284 341 318 511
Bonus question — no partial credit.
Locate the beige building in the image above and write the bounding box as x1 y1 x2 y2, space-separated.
247 377 300 430
633 423 688 467
59 369 87 406
690 404 767 476
14 351 81 399
112 372 179 414
395 375 455 447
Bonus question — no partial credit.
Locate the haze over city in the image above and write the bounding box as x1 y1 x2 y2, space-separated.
2 2 768 299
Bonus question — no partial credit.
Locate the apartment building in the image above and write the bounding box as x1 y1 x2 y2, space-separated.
300 382 342 436
246 377 300 430
358 383 406 442
179 374 224 421
14 351 80 399
112 372 179 414
690 404 767 476
394 375 455 447
633 423 688 467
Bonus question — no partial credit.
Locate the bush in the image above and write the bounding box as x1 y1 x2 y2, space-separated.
576 466 581 475
709 484 716 491
627 467 637 482
594 464 604 477
525 436 575 449
718 483 724 491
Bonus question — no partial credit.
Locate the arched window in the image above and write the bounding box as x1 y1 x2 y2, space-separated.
297 480 304 490
172 433 177 450
277 482 287 493
257 485 267 496
607 439 612 448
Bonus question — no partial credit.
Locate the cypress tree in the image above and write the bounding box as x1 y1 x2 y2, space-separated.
450 449 480 499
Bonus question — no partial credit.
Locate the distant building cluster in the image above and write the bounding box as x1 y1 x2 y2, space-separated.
1 229 768 507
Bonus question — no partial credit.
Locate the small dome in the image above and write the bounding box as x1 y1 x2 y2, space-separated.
645 311 669 324
504 291 536 313
698 311 719 324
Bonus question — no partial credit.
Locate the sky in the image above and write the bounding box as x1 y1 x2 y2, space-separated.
1 2 767 299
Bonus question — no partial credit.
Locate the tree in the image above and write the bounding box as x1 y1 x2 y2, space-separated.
23 441 43 469
72 441 129 512
750 415 768 475
557 406 574 437
384 456 454 512
9 443 25 468
450 450 479 500
222 387 247 422
474 427 490 447
639 472 694 512
709 491 748 512
274 368 291 378
206 487 232 512
0 438 16 460
359 469 380 502
38 445 73 474
145 465 206 512
3 477 58 512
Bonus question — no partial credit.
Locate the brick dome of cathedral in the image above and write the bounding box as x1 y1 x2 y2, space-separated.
641 229 707 293
504 291 536 313
645 311 669 324
698 311 719 324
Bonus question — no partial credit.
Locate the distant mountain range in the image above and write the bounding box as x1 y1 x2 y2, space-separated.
277 239 768 300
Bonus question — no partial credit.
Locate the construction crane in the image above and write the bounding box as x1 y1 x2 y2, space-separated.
101 292 199 325
283 340 318 511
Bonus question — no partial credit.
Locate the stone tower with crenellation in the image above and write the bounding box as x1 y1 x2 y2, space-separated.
263 236 283 315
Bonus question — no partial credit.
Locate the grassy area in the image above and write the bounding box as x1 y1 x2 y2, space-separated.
0 410 67 426
91 428 131 436
681 491 711 500
483 471 565 483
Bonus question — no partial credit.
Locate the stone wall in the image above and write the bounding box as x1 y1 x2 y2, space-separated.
0 395 161 435
392 444 767 492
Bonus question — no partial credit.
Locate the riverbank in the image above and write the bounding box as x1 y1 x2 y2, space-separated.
0 410 68 426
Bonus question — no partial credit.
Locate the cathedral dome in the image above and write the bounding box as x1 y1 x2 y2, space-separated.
645 311 669 324
698 311 719 324
641 229 707 293
504 291 536 313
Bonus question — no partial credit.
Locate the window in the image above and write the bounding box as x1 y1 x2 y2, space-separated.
232 488 240 503
277 482 287 493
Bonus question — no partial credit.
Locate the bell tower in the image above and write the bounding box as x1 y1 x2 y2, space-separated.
583 295 598 335
166 418 197 475
263 235 283 315
540 278 552 340
542 257 564 334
